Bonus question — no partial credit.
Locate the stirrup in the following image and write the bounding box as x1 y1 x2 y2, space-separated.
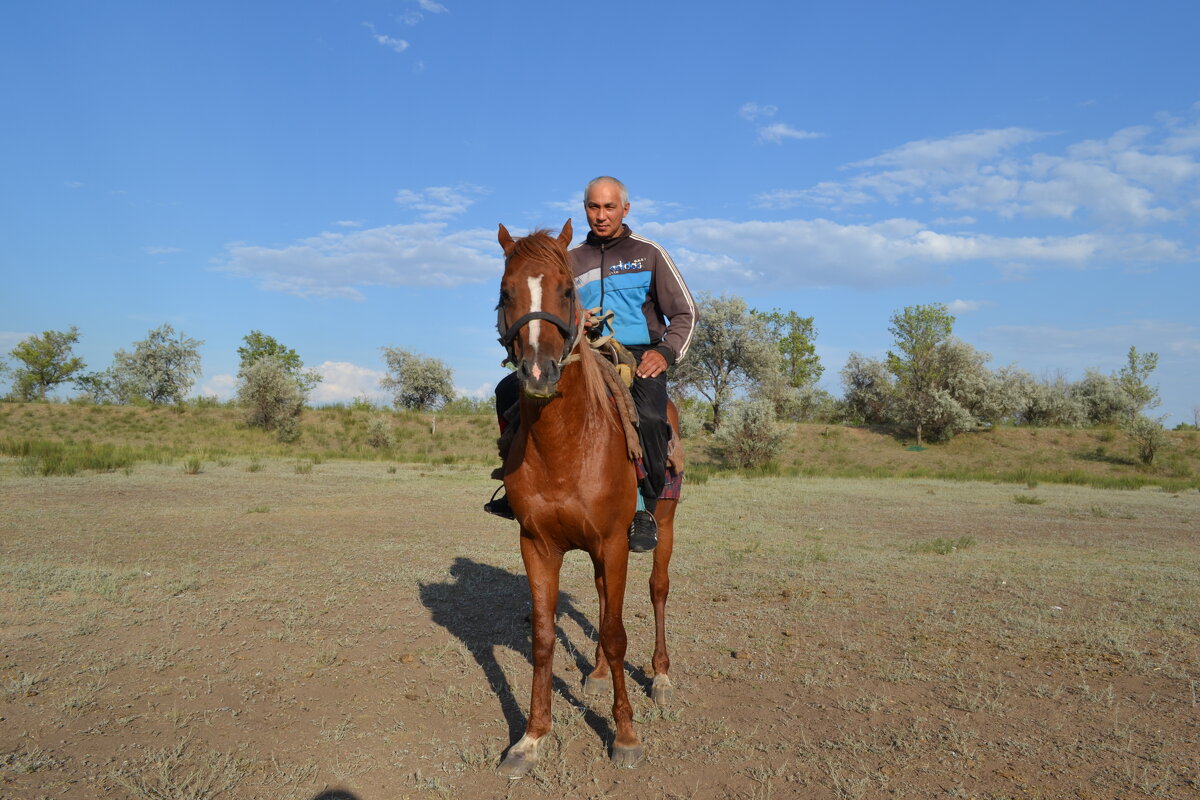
484 485 515 520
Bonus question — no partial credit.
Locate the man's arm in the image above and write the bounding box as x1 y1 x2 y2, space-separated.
650 247 697 367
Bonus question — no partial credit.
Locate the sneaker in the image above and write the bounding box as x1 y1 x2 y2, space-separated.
484 487 515 520
628 511 658 553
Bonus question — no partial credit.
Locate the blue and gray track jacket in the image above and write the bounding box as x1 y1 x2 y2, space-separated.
569 225 696 366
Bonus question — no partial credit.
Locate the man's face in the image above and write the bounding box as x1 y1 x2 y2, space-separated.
584 181 629 239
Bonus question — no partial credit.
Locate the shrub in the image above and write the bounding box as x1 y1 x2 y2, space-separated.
676 399 707 438
237 357 305 443
710 399 787 469
365 415 395 449
1124 414 1169 467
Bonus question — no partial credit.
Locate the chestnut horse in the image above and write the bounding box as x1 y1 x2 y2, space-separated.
493 220 679 778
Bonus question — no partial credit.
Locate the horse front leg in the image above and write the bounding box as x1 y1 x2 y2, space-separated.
649 500 677 706
584 562 612 695
597 542 643 768
498 537 562 780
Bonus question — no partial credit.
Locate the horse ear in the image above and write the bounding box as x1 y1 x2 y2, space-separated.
498 224 515 255
557 219 573 248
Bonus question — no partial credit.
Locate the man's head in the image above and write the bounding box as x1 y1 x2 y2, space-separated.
583 176 629 240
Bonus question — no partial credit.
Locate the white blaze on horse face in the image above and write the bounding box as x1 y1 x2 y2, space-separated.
527 274 544 380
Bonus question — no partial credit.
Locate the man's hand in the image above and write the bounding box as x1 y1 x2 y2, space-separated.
636 350 668 379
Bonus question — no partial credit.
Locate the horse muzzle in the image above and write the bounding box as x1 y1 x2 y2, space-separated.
517 357 562 398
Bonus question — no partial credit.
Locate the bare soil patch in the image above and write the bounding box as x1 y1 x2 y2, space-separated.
1 460 1198 799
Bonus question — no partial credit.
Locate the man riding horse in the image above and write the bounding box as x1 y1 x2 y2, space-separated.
487 176 697 552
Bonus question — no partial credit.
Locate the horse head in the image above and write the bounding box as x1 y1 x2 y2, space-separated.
497 219 579 398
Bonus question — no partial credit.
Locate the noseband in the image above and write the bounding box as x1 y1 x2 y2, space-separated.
497 299 581 369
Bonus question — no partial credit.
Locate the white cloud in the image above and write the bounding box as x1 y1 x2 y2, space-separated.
218 222 501 299
311 361 388 405
981 320 1200 369
854 127 1045 172
739 102 777 121
364 22 409 53
395 184 486 220
0 331 31 351
640 217 1190 291
144 246 182 255
771 115 1200 225
947 299 986 314
455 382 494 400
334 220 363 228
199 374 238 401
65 181 84 189
759 123 823 145
418 0 448 12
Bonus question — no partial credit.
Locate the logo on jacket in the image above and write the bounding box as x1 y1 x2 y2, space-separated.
608 258 645 273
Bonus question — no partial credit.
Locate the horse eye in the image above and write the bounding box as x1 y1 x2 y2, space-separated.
499 289 511 304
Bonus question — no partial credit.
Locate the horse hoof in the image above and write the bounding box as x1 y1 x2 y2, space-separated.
651 675 674 706
497 750 536 780
584 675 611 696
610 743 644 769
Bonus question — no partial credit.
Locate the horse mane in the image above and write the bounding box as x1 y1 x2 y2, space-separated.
508 229 610 417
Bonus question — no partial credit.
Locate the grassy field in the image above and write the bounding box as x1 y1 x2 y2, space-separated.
1 451 1198 798
1 401 1198 491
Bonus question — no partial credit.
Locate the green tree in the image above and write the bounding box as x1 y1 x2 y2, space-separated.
886 304 955 446
237 330 321 394
380 347 455 410
1015 372 1086 427
754 309 823 388
1072 369 1128 426
8 327 86 401
1116 346 1159 423
840 352 895 425
669 293 780 429
111 324 203 404
237 356 304 442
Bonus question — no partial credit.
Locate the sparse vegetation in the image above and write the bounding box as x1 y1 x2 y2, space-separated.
2 402 1196 490
2 465 1196 798
909 535 976 554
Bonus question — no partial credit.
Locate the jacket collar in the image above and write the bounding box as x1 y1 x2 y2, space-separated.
585 224 631 248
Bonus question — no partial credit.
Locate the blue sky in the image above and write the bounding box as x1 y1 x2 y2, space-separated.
2 1 1198 425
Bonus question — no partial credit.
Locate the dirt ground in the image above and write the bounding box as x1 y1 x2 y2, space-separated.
1 460 1198 799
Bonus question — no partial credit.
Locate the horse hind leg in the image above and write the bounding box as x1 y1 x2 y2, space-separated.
650 500 677 706
596 545 643 768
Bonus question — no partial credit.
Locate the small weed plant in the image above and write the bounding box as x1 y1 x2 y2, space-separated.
910 536 976 555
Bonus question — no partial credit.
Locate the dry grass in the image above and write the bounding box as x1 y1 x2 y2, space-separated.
1 458 1198 798
3 401 1198 492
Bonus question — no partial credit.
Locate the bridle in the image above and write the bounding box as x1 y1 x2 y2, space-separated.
496 272 583 370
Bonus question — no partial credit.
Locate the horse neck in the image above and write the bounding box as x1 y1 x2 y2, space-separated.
519 359 615 466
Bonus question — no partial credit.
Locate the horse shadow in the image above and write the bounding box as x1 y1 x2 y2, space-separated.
418 557 645 747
